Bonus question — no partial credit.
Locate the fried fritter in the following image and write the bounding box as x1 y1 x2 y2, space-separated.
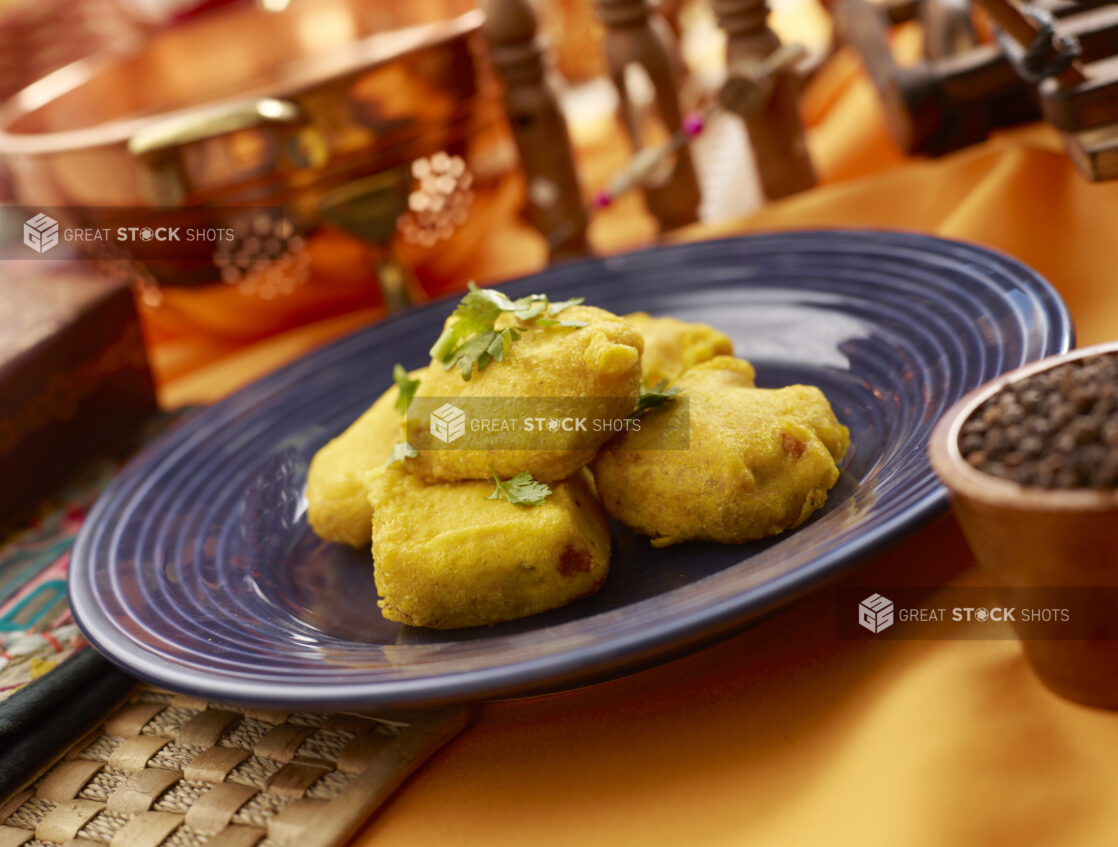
592 356 849 546
368 467 610 629
624 312 733 385
407 305 642 483
305 369 423 547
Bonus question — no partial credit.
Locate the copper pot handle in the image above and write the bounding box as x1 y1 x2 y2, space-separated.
126 97 327 205
127 97 305 157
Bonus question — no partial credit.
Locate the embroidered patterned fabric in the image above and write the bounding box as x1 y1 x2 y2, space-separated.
0 415 182 701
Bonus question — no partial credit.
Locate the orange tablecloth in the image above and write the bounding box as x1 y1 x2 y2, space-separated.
153 42 1118 847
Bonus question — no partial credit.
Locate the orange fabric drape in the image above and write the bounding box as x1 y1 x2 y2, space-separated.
146 23 1118 847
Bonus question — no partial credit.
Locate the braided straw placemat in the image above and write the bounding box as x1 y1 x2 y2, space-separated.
0 687 470 847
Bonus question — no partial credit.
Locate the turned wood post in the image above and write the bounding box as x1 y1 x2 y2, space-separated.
594 0 702 231
482 0 589 259
711 0 815 199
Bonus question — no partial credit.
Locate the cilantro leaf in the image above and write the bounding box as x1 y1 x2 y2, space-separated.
534 318 589 328
512 295 549 321
386 442 418 467
486 464 552 506
393 364 420 416
629 379 681 418
546 296 584 315
429 282 505 367
429 282 586 380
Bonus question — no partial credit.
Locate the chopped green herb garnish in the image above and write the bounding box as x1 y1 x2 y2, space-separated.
546 297 586 316
429 283 585 380
534 317 590 329
629 378 681 418
486 464 552 506
393 364 420 416
386 442 418 467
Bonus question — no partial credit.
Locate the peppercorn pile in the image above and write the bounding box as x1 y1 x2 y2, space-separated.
959 352 1118 489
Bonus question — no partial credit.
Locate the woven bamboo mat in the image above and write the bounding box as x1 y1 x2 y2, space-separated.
0 687 470 847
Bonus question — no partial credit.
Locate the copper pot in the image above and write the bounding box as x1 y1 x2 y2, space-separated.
0 0 512 296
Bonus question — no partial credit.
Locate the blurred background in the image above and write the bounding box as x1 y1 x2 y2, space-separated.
0 0 842 408
3 0 1112 425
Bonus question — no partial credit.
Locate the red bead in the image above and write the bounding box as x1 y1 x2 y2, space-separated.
682 113 705 136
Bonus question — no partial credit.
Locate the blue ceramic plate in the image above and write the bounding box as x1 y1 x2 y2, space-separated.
70 231 1072 708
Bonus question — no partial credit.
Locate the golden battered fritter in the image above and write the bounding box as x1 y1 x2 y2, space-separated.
368 467 610 629
592 356 849 546
408 305 642 483
305 369 423 547
624 312 733 385
308 283 853 631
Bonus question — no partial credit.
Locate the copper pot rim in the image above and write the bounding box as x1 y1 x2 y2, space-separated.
928 339 1118 512
0 8 484 157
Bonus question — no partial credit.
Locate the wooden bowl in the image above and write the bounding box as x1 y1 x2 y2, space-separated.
928 340 1118 708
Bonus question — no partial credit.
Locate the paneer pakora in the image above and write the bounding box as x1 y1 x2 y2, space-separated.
623 311 733 384
303 284 850 629
406 304 643 483
305 368 424 547
593 356 849 546
368 467 609 629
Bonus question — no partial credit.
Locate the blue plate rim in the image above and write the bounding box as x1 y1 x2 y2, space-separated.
69 229 1075 707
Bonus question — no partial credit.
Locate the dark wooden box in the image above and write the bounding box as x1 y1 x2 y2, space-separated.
0 267 157 524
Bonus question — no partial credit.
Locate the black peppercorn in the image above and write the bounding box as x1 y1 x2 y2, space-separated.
960 352 1118 489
